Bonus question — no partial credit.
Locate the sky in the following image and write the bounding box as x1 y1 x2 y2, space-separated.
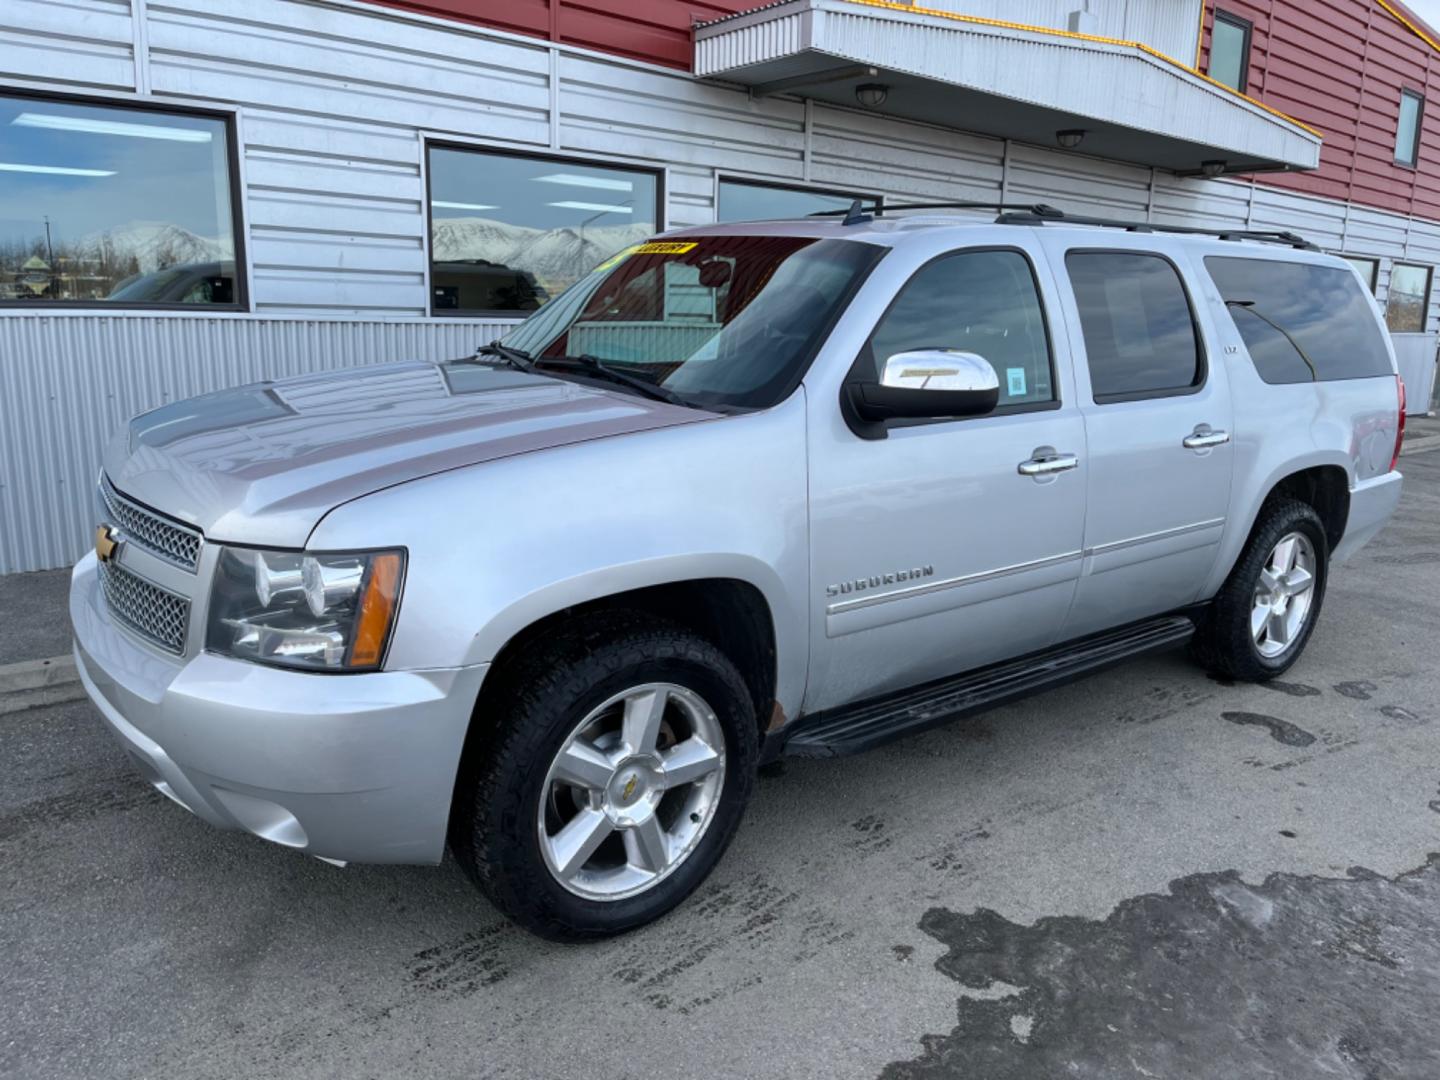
0 97 232 250
1404 0 1440 33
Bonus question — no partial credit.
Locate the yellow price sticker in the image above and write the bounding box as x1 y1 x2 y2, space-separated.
632 241 699 255
593 244 641 272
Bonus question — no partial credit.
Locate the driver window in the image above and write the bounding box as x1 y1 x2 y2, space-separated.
867 249 1055 407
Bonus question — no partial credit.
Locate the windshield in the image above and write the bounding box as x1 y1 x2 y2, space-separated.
498 235 884 411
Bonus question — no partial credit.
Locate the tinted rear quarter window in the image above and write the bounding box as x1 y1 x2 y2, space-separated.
1205 256 1393 383
1066 252 1203 401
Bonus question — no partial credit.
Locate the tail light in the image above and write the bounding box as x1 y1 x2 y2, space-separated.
1391 375 1407 472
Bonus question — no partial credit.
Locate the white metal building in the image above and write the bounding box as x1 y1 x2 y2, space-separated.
1 0 1436 573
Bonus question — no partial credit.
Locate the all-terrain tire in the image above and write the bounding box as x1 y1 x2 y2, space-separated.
1191 496 1329 681
449 613 758 940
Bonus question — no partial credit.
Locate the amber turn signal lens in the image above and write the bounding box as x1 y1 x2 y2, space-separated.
347 552 403 668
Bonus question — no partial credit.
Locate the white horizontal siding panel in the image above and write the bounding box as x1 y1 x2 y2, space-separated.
1006 144 1152 217
810 106 1004 202
668 166 719 228
148 7 549 112
148 0 551 84
250 270 427 314
244 150 421 203
558 54 806 176
152 58 550 147
249 233 425 275
1247 186 1346 250
0 314 513 573
241 110 422 167
1345 206 1412 258
0 0 135 89
246 189 425 241
1152 174 1252 228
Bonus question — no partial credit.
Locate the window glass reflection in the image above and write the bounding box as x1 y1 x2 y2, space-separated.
428 147 659 314
1386 262 1431 333
717 180 874 223
0 94 237 305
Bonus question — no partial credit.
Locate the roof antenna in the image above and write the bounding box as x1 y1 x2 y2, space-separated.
842 198 873 226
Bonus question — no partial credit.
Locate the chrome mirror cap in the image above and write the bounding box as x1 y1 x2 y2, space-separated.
880 350 1000 393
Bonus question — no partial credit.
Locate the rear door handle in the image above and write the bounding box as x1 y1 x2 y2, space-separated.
1018 452 1080 476
1183 428 1231 450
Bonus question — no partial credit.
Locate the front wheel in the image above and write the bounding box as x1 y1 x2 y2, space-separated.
451 616 757 939
1192 497 1329 681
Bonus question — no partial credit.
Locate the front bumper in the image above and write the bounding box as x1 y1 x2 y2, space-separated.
71 553 488 864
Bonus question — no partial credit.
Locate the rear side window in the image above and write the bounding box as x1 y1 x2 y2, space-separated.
867 249 1055 408
1205 256 1393 383
1066 252 1203 402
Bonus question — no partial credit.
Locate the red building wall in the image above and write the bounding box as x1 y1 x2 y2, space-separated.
367 0 754 69
1200 0 1440 220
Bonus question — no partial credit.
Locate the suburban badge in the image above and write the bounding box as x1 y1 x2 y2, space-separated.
826 565 934 598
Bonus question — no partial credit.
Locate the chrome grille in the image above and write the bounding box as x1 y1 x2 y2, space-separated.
99 560 191 655
100 477 202 571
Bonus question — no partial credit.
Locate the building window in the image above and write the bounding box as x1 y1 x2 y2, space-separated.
1386 262 1432 332
1343 256 1379 294
1395 90 1424 167
427 145 661 316
1066 251 1203 402
1209 12 1252 93
0 92 241 307
717 178 879 223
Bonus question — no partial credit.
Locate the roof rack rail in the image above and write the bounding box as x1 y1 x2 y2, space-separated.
812 200 1065 225
811 198 1318 250
995 208 1318 249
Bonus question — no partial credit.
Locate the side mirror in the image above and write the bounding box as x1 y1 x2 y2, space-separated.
846 350 1000 430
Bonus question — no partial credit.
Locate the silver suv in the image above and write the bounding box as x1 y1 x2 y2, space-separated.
71 204 1406 938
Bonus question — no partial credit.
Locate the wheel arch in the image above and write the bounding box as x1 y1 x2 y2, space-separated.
462 556 799 738
1204 454 1351 598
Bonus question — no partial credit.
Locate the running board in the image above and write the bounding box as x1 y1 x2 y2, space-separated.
784 615 1197 758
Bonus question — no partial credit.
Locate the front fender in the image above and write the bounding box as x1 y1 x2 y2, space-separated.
307 393 812 720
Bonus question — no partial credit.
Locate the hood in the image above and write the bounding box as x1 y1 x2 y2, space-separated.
104 360 712 548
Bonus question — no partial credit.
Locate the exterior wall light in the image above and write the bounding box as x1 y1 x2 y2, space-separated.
1201 160 1228 178
1056 129 1087 149
855 83 889 108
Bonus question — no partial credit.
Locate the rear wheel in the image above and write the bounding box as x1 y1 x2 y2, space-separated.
451 616 757 939
1192 497 1329 681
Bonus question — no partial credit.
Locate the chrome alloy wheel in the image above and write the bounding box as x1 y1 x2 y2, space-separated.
537 683 726 900
1251 531 1317 659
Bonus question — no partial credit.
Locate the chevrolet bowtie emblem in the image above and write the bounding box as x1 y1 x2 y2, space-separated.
621 774 638 803
95 524 120 563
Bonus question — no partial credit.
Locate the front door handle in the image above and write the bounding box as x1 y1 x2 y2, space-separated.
1018 452 1079 477
1183 427 1231 450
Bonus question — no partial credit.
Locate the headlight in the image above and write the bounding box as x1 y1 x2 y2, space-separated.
205 547 405 672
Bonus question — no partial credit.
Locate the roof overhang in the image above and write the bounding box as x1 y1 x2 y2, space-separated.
694 0 1322 176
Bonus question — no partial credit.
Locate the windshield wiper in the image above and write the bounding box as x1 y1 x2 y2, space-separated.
539 354 693 408
453 341 535 371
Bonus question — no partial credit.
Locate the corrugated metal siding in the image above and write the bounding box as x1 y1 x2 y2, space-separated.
0 316 511 574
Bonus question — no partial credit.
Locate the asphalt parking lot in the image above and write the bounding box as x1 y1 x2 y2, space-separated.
4 443 1440 1080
